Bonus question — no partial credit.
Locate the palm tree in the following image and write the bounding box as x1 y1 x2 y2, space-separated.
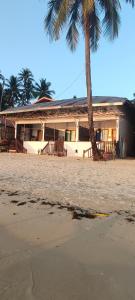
0 72 5 111
45 0 134 160
19 68 34 106
34 78 55 99
5 76 20 107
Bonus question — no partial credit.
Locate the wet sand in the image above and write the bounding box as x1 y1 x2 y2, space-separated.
1 154 135 299
0 203 135 300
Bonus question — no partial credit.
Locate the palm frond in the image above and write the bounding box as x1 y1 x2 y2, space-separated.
34 78 55 99
45 0 57 39
18 68 33 82
66 23 79 50
53 0 70 39
45 0 69 40
89 8 101 51
99 0 121 39
66 0 81 51
45 0 133 52
0 72 5 83
125 0 134 7
81 3 101 51
82 0 95 16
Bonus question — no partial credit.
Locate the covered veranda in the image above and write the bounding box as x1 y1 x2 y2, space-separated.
14 116 119 156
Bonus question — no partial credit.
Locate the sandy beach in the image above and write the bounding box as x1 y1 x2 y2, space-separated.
0 153 135 299
1 153 135 211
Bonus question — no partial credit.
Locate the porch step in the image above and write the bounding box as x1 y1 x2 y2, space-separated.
8 139 27 154
9 149 17 153
41 141 67 157
0 141 9 152
0 147 8 152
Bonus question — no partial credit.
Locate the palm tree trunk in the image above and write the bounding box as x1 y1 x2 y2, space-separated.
84 17 101 160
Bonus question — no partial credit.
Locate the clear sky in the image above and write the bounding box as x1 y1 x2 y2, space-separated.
0 0 135 100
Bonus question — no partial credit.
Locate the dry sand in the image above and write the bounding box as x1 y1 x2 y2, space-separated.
0 153 135 299
0 153 135 211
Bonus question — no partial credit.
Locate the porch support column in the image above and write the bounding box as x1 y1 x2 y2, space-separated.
15 123 17 139
23 124 25 141
116 118 119 141
75 120 79 142
42 123 45 141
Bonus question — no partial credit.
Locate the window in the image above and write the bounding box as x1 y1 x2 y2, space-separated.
65 130 76 142
101 129 109 141
101 128 116 141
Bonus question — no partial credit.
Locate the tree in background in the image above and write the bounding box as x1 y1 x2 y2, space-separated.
0 72 5 111
18 68 34 106
34 78 55 99
0 69 55 110
45 0 134 160
5 76 20 107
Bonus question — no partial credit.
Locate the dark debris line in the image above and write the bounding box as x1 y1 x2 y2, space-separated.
0 188 135 222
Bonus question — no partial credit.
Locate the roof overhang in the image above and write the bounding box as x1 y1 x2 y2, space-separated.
0 101 124 116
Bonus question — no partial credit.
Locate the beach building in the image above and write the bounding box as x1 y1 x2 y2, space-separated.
0 96 134 158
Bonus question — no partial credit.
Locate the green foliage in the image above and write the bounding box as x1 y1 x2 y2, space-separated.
34 79 55 99
18 68 34 106
5 76 20 107
45 0 134 51
0 70 55 111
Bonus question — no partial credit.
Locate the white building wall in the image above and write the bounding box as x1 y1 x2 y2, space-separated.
23 140 91 157
64 141 91 157
24 141 48 154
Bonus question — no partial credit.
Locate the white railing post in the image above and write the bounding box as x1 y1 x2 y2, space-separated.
75 120 79 142
116 118 119 142
42 123 45 141
15 123 17 139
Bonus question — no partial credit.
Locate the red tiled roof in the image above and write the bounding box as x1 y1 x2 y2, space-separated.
34 97 54 104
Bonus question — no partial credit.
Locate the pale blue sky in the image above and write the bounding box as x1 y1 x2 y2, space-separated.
0 0 135 100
